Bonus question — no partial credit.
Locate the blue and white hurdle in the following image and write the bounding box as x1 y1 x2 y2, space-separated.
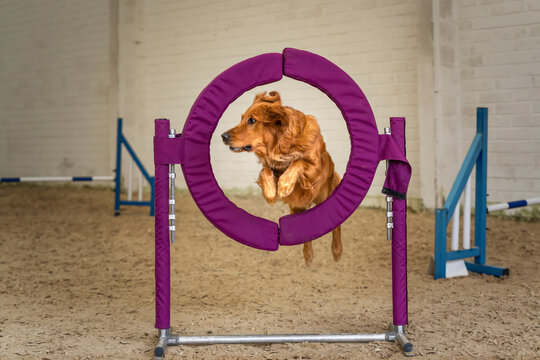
432 108 512 280
1 176 115 182
1 118 155 216
487 197 540 213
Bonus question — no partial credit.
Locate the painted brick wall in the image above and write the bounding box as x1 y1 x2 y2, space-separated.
456 0 540 203
133 0 422 205
0 0 116 178
432 0 463 207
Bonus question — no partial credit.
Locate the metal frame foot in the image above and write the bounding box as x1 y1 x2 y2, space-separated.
389 324 414 356
154 328 178 360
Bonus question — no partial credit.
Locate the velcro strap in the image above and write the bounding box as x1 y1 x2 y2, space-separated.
377 132 411 199
154 135 184 164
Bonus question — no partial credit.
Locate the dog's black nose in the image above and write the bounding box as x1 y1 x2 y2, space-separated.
243 145 252 151
221 132 230 144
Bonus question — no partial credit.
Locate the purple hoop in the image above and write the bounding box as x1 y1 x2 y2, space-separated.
180 48 379 250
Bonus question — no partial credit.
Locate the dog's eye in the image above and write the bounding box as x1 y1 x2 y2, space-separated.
247 117 256 125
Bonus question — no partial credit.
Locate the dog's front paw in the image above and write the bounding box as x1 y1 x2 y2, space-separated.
263 187 277 205
258 167 277 205
277 176 296 198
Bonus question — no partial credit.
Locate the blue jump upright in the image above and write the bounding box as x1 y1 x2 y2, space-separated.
433 108 509 280
114 118 155 216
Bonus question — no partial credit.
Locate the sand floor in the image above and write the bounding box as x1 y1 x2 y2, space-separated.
1 185 539 360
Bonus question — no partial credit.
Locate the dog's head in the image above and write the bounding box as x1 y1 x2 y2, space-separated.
221 91 289 155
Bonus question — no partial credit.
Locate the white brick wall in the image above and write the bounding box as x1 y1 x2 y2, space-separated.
0 0 116 178
456 0 540 203
428 0 540 208
431 0 463 208
2 0 538 209
134 0 422 205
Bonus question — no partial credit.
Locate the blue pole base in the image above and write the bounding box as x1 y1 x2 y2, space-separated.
465 262 509 277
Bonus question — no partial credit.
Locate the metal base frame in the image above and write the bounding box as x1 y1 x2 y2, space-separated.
154 324 413 359
153 118 413 359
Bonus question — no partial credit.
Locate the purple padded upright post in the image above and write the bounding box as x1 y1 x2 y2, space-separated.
389 117 408 326
155 119 171 330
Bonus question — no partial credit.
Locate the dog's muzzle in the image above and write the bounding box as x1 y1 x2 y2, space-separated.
228 145 252 152
221 132 231 145
222 132 252 152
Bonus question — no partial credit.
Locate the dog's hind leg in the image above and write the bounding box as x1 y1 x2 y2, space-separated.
303 242 314 267
331 225 342 262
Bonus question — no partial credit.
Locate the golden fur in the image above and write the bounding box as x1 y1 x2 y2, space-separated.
221 91 341 266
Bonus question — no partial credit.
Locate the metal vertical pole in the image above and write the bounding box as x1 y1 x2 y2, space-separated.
114 118 123 216
474 108 488 265
384 127 393 241
169 129 176 244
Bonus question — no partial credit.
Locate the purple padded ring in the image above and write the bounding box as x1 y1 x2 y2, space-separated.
181 48 379 250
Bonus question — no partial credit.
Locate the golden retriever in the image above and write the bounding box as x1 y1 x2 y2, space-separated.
221 91 341 266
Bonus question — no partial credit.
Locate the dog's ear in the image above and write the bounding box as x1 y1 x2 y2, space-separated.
254 91 281 105
264 104 288 126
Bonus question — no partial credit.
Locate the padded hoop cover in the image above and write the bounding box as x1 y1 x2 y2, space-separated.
181 48 379 250
278 48 379 244
181 53 282 251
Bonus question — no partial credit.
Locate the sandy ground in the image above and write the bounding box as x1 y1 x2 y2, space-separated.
1 184 539 360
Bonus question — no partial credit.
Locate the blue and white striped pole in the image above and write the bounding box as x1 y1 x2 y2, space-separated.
487 197 540 213
1 176 114 182
1 118 155 215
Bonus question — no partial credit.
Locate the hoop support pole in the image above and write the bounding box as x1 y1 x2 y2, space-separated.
389 117 408 326
154 119 171 331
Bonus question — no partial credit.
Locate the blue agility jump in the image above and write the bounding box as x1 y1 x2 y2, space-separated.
1 118 155 216
433 108 510 280
113 118 155 216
